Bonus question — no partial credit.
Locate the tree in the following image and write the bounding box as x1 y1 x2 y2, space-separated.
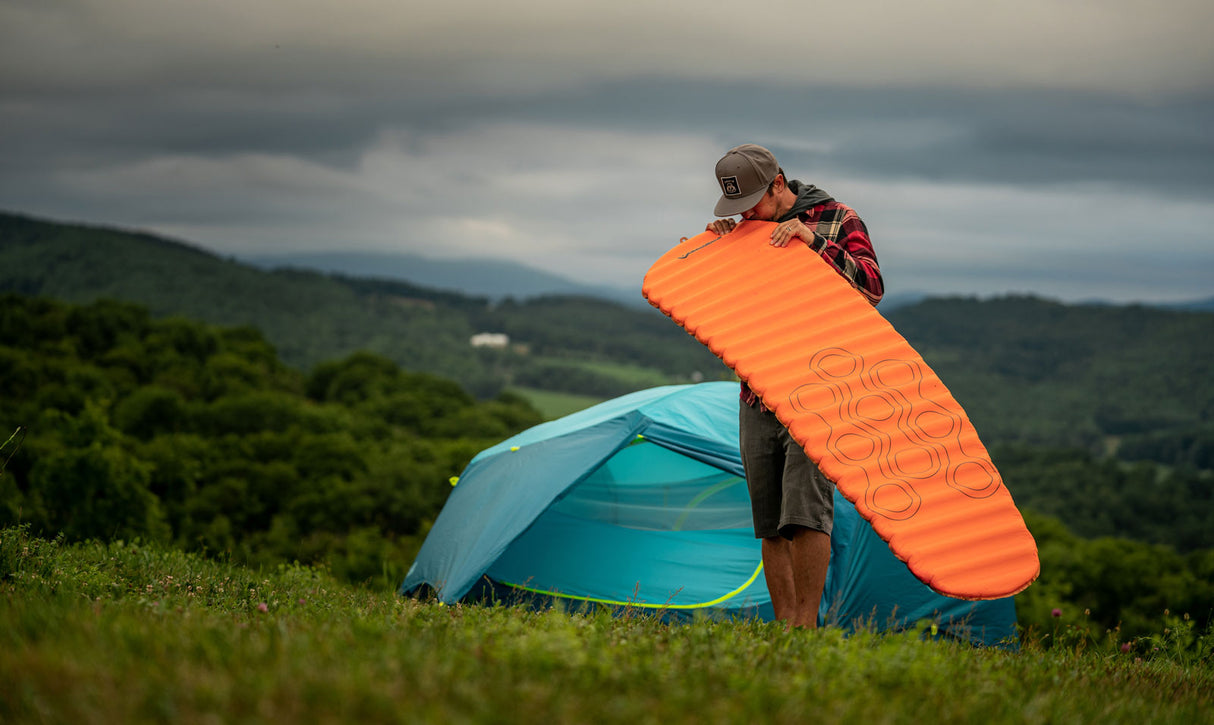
28 403 169 542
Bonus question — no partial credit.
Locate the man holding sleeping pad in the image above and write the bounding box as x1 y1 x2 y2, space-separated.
706 144 884 628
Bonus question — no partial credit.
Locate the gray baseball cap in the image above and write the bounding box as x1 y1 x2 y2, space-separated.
713 144 779 217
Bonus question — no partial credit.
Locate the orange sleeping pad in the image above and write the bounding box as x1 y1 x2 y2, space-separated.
643 221 1039 600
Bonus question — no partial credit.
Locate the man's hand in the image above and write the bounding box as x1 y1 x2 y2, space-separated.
769 219 817 248
705 218 737 235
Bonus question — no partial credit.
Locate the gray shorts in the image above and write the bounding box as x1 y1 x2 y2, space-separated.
739 401 834 539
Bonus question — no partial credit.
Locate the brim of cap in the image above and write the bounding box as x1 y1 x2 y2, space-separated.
713 186 768 217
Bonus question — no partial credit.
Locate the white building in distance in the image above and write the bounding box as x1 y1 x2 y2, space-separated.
470 332 510 349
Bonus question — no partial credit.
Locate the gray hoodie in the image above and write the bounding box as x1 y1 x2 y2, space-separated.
778 180 834 222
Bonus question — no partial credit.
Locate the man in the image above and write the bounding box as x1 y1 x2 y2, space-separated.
708 144 883 628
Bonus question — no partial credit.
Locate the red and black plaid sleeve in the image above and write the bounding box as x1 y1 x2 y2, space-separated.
801 201 884 306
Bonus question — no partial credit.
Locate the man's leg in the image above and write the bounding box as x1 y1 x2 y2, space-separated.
787 526 830 629
761 536 794 622
761 528 830 628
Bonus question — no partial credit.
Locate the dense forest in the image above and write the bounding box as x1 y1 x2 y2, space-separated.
0 294 543 583
890 296 1214 464
2 211 1213 637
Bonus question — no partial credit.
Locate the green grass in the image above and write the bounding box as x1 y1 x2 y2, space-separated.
567 359 682 388
510 358 734 421
507 386 606 420
2 526 1211 724
531 355 710 389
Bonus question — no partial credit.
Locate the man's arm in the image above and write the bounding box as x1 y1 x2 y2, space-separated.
795 205 883 306
809 216 883 306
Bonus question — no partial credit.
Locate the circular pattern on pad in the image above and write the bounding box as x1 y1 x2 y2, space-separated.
790 347 1004 521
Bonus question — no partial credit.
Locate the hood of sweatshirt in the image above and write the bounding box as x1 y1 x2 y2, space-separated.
778 179 834 222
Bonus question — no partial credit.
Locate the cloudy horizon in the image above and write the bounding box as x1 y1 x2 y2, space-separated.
2 0 1211 304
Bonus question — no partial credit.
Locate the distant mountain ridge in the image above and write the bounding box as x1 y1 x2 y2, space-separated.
243 252 1214 314
1162 296 1214 312
5 209 1209 312
243 251 646 308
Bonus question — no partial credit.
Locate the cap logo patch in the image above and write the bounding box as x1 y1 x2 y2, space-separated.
720 176 741 197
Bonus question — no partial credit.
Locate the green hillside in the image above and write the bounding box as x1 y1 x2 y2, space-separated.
3 210 1212 468
0 211 726 399
886 296 1214 461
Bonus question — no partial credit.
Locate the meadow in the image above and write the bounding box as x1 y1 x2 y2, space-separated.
3 526 1210 724
504 385 608 420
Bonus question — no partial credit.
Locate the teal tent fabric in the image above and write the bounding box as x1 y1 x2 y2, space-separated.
402 382 1018 645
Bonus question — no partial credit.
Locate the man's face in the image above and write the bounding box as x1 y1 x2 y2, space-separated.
740 187 780 222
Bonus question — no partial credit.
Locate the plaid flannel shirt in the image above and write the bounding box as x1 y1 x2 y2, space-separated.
741 200 884 408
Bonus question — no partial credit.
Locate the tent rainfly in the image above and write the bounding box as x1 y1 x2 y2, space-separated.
401 382 1018 646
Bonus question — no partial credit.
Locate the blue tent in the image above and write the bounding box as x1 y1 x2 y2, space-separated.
402 382 1017 645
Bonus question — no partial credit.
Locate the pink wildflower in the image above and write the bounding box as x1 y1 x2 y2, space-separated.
257 602 268 613
1051 608 1062 618
1120 642 1132 653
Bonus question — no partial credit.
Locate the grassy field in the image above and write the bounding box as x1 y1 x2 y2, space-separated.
509 358 733 421
567 359 694 389
506 386 607 420
2 526 1211 724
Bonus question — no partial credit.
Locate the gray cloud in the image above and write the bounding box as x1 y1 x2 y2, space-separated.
4 0 1212 95
1 0 1212 305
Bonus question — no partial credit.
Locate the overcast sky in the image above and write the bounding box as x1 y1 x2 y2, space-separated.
2 0 1212 304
